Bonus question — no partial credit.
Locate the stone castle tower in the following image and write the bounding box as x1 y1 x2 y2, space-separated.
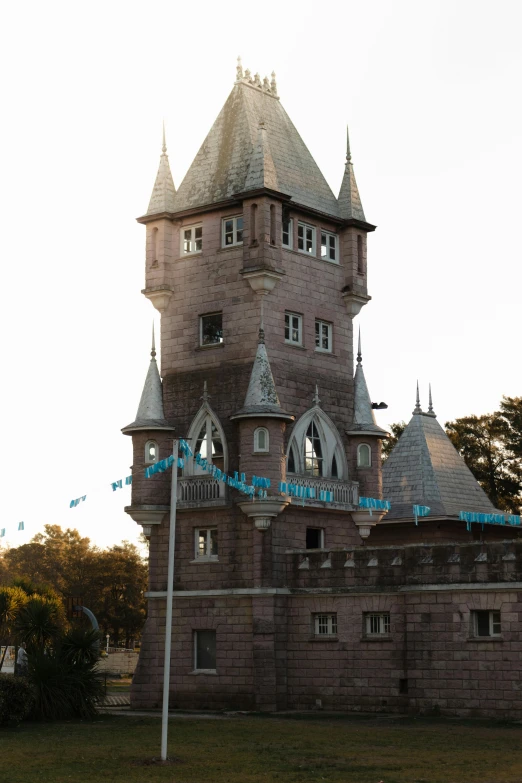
123 63 522 717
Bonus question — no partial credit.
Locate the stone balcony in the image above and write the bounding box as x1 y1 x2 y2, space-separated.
285 476 359 510
177 476 227 509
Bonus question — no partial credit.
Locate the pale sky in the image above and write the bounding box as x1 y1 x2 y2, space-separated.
1 0 520 550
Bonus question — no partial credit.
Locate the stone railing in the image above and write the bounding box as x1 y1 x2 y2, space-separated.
286 476 359 507
177 476 226 507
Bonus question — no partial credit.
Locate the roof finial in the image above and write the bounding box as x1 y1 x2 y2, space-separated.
346 124 352 163
428 383 436 417
413 381 422 414
201 381 210 404
357 327 362 364
151 322 156 359
162 121 167 156
271 71 278 96
236 56 243 80
313 384 321 406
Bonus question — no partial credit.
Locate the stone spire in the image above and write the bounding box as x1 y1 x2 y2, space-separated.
338 124 366 221
231 330 292 421
121 325 173 433
347 331 388 436
427 383 436 417
146 123 176 216
244 119 279 192
413 381 422 415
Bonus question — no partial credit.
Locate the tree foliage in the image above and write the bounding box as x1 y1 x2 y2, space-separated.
1 526 147 647
381 421 407 462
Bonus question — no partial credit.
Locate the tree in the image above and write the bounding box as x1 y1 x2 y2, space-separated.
0 586 28 670
381 421 407 462
96 543 147 648
446 409 522 513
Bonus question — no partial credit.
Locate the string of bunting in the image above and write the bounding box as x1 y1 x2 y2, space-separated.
359 497 391 516
0 522 24 538
413 504 431 526
69 475 132 508
460 510 521 531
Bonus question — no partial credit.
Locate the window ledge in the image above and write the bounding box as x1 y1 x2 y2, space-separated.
190 669 218 675
195 343 225 352
181 251 203 258
468 636 504 642
309 636 339 642
284 342 307 351
190 558 220 564
361 635 393 642
314 350 337 357
282 247 343 267
217 246 243 253
252 451 269 456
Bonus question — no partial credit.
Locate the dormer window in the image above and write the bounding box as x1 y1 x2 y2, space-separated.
222 216 243 247
297 222 315 255
182 224 202 255
320 230 338 263
145 440 158 464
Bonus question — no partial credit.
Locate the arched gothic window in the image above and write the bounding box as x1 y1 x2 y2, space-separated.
286 408 347 480
185 403 228 477
145 440 158 464
357 443 371 468
254 427 269 453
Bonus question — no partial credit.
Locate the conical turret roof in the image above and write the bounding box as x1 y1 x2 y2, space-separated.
231 329 293 421
383 393 496 519
146 127 176 216
122 330 173 434
338 126 366 222
347 333 387 437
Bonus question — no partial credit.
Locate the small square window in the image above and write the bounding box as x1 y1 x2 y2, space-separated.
313 613 337 636
194 630 216 670
222 216 244 247
282 217 293 249
297 222 316 255
200 313 223 346
315 320 332 352
306 528 324 549
181 224 203 255
320 230 338 263
195 528 218 560
365 612 391 636
472 610 501 637
284 312 302 346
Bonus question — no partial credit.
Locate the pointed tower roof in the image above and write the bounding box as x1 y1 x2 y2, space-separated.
338 125 366 222
347 331 388 437
382 390 496 519
166 65 350 219
146 125 176 216
231 327 293 421
122 327 174 434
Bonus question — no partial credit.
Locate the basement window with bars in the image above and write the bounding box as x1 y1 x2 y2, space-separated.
181 224 202 255
472 610 501 637
313 613 337 637
365 612 391 636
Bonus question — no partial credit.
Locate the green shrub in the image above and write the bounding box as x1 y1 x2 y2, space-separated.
0 674 35 726
27 650 104 721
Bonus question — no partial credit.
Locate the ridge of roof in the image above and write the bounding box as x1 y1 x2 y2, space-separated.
382 412 495 519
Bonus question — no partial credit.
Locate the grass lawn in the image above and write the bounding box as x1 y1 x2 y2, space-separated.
2 713 522 783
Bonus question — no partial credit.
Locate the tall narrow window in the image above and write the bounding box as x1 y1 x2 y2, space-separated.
297 222 315 254
357 235 364 274
250 204 257 245
282 217 293 249
195 528 218 559
145 440 158 464
305 421 323 476
288 445 296 473
151 227 158 262
320 230 338 263
315 320 332 353
195 416 224 472
194 630 216 671
254 427 269 453
200 313 223 346
270 204 276 245
357 443 371 467
284 312 302 346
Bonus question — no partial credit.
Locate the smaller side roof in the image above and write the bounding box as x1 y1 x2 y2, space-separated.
122 329 173 434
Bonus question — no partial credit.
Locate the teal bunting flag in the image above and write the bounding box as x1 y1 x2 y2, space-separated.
413 505 431 526
18 521 24 531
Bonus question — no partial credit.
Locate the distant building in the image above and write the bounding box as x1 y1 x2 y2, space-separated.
123 62 522 718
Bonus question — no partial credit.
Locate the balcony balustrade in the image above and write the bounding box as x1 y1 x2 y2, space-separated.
286 476 359 508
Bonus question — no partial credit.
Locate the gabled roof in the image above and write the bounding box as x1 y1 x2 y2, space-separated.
168 72 343 218
146 129 176 216
382 410 495 519
231 330 293 421
122 331 173 434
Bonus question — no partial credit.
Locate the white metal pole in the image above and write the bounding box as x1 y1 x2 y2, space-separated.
161 439 178 761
